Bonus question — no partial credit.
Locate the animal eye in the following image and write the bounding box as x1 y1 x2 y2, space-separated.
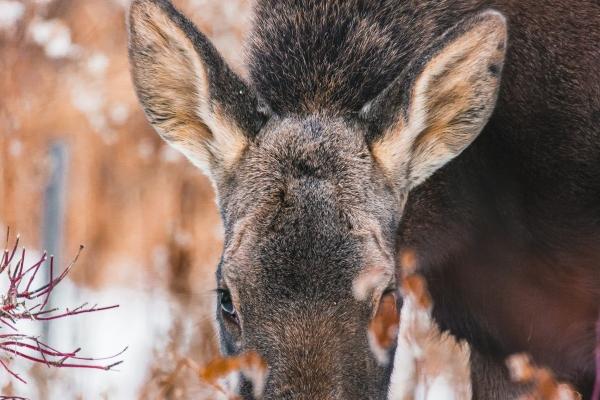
218 288 237 320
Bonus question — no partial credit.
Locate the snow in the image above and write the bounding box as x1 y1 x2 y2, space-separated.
160 144 184 163
86 53 109 76
68 76 112 140
0 277 175 399
29 18 79 59
69 78 103 115
0 0 25 31
137 138 154 160
46 281 173 399
109 103 129 126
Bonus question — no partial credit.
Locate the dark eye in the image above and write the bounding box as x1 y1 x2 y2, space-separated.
218 288 237 320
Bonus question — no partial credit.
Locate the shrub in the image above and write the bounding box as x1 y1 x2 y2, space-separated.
0 229 125 389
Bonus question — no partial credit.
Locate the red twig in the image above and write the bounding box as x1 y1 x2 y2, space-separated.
0 358 25 384
0 229 125 388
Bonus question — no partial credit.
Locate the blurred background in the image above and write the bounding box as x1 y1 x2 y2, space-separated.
0 0 251 398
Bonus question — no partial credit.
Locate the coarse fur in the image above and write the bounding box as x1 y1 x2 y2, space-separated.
128 0 600 398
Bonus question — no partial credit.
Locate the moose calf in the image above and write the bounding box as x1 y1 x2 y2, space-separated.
128 0 600 398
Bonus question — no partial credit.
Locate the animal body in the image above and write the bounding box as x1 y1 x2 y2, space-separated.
128 0 600 398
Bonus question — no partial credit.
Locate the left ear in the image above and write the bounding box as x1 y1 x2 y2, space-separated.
365 10 507 189
128 0 269 186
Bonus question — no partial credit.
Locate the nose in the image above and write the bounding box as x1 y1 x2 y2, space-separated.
260 363 346 400
248 305 387 400
254 342 389 400
262 384 345 400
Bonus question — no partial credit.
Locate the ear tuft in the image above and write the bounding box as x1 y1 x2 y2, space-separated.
370 10 507 189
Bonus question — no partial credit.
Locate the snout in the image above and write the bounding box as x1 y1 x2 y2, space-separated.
257 346 392 400
244 308 394 400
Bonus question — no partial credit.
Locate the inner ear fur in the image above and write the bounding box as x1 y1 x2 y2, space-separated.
367 10 507 190
128 0 267 180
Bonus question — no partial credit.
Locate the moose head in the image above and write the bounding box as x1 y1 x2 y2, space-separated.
128 0 506 398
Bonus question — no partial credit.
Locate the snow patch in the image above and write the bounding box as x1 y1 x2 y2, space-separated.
29 18 79 59
86 52 109 76
109 103 129 125
0 279 174 399
137 138 154 160
0 0 25 31
160 144 184 163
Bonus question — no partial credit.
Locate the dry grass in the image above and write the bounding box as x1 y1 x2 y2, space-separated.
506 353 581 400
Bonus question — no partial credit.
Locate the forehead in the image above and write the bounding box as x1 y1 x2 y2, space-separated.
222 115 376 220
219 115 392 297
254 115 369 179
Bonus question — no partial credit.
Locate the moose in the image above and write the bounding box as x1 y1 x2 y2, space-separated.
128 0 600 398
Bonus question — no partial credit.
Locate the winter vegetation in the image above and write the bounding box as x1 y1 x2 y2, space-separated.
0 230 124 386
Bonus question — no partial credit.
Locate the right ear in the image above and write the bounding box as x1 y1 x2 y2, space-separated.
128 0 268 182
363 10 506 191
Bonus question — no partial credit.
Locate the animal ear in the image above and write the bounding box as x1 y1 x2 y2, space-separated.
365 10 507 190
128 0 268 182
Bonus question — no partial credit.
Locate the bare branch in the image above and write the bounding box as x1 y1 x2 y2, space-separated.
0 231 125 388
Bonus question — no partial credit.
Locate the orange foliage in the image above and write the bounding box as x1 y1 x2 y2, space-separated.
506 354 581 400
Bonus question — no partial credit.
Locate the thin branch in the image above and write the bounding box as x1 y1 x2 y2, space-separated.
0 231 125 387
